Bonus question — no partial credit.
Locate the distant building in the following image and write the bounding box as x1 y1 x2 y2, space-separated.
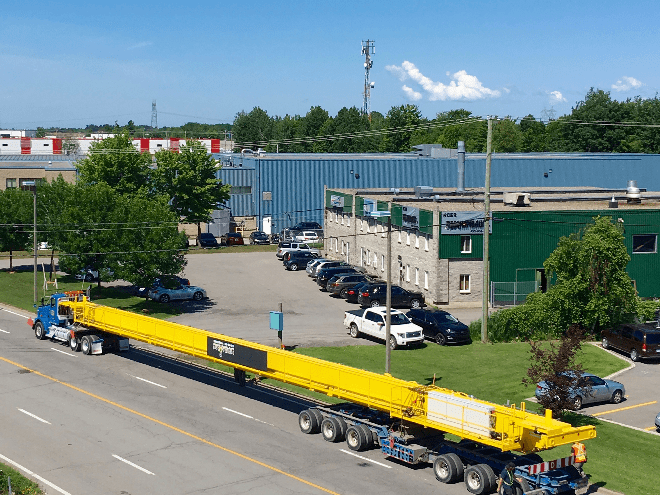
0 155 77 191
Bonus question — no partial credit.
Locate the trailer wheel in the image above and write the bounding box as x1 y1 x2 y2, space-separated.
349 323 360 338
81 335 92 355
298 409 321 434
346 425 369 452
68 335 80 352
321 417 344 442
479 464 497 492
434 453 463 483
464 464 494 495
34 321 46 340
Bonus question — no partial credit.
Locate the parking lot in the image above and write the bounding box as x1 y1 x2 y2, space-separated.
168 252 481 348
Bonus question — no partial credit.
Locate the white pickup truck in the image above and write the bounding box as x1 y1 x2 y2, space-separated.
344 307 424 349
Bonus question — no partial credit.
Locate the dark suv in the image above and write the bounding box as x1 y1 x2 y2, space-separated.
197 233 219 248
327 274 376 297
316 266 361 290
357 284 424 309
601 324 660 361
292 221 322 231
283 251 319 271
406 309 471 345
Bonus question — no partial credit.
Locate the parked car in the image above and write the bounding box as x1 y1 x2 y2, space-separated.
75 267 114 282
249 231 270 245
655 411 660 432
601 324 660 361
221 232 244 246
309 260 350 278
292 221 322 231
283 252 320 271
306 258 330 275
405 309 471 345
269 233 280 244
276 241 320 260
344 307 424 349
327 274 376 297
345 281 373 304
293 231 320 243
133 275 190 298
197 233 219 248
316 266 363 290
358 283 425 309
148 284 207 303
535 372 626 410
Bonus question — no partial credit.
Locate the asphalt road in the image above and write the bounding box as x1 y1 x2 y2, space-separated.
0 305 478 495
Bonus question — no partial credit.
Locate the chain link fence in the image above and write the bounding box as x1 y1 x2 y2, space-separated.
490 281 539 307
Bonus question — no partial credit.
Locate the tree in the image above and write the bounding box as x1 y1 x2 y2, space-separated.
76 134 151 195
492 118 522 152
0 188 32 270
519 115 547 152
152 141 230 237
523 325 591 418
382 104 422 152
301 106 330 152
543 216 638 331
232 107 273 150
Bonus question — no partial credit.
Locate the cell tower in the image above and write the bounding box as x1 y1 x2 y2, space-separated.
151 99 158 129
361 40 375 120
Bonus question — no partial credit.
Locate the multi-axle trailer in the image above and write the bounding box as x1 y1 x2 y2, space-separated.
30 291 594 495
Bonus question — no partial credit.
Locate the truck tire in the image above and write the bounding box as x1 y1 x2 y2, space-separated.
464 464 494 495
389 335 398 350
321 417 344 442
34 321 46 340
81 335 93 355
346 425 369 451
68 335 80 352
434 454 463 483
298 409 321 434
350 323 360 338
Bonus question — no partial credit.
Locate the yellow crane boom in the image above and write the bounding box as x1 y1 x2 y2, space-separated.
60 296 595 453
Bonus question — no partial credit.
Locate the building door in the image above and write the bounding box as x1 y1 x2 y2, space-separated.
535 269 547 292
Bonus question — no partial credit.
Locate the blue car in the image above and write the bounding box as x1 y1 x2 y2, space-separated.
148 284 207 303
535 372 625 410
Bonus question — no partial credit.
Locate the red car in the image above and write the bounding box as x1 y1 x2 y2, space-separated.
221 232 244 246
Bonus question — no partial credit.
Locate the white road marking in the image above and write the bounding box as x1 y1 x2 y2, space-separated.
222 407 253 419
18 408 51 424
1 309 29 319
255 419 277 427
112 454 155 475
0 328 9 333
339 449 392 468
131 375 167 389
0 452 73 495
51 347 77 357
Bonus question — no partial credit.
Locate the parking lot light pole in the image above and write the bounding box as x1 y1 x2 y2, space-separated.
368 209 392 374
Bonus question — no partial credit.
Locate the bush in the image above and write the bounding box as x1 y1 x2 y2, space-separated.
0 464 42 495
636 299 660 323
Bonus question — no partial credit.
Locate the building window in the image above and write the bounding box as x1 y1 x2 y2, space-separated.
424 235 429 252
406 265 410 282
414 233 419 249
229 186 251 195
341 241 345 255
367 250 371 265
6 178 17 188
633 234 657 253
406 231 411 245
424 271 429 290
346 215 350 227
460 275 471 293
461 236 472 254
415 267 419 286
381 255 385 272
398 230 402 243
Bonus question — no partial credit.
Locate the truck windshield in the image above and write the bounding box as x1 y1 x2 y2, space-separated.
391 313 411 325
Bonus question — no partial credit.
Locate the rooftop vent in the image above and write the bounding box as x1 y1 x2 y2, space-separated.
626 180 641 203
503 192 531 207
414 186 434 198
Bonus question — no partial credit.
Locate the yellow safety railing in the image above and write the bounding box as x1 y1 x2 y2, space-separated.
60 297 596 453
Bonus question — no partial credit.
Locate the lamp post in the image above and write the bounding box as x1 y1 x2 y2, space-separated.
22 180 37 307
368 209 392 374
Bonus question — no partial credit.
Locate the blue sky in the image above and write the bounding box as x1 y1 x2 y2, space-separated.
2 0 659 129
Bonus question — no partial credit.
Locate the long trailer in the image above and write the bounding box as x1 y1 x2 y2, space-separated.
30 292 595 495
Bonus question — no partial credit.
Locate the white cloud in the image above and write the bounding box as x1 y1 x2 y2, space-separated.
402 85 422 101
386 61 500 101
128 41 153 50
612 76 643 92
549 90 567 102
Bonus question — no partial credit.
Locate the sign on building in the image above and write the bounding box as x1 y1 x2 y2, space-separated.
441 211 492 234
402 206 420 229
363 198 376 215
330 195 345 208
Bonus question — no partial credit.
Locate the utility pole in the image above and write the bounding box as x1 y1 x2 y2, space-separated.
151 99 158 129
482 118 493 343
361 40 375 120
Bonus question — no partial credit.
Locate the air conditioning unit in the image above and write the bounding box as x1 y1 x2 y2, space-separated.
414 186 434 198
503 192 531 206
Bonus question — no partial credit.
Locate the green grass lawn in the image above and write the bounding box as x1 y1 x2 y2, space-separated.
0 462 43 494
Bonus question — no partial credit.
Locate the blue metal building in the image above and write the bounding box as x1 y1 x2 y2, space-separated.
215 152 660 233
